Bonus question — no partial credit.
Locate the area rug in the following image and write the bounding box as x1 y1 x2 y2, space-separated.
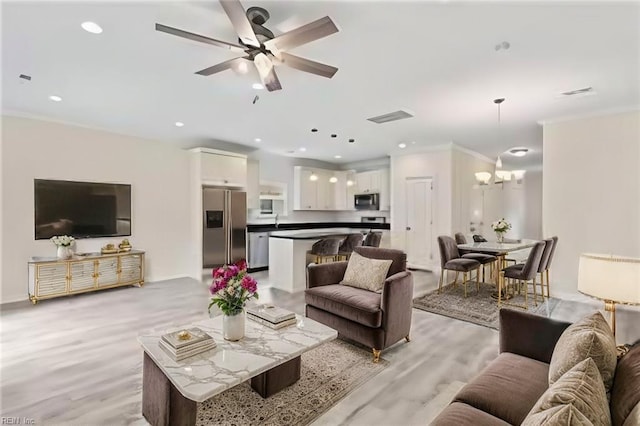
413 282 559 329
195 339 389 426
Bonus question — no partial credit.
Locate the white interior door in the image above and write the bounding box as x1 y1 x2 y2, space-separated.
406 178 433 269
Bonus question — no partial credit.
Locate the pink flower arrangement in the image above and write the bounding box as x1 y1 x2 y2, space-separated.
208 259 258 315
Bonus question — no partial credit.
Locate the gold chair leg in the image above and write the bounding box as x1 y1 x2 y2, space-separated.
462 272 468 298
498 271 504 307
453 272 459 288
533 276 538 306
524 279 529 310
372 348 381 363
476 267 480 293
438 270 444 294
546 269 550 298
405 335 411 343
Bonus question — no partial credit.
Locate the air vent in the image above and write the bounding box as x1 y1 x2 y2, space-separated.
367 109 414 124
561 87 594 97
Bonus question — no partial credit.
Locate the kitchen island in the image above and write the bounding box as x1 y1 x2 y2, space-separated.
268 228 375 293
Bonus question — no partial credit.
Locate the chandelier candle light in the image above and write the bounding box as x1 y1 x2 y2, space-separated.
491 219 511 243
209 260 259 341
50 235 75 259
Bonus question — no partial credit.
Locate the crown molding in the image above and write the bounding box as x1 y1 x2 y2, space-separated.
451 143 494 164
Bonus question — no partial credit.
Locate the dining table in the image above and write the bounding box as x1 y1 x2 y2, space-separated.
457 239 539 300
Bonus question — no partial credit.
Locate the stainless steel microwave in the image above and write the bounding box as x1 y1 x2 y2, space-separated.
354 193 380 210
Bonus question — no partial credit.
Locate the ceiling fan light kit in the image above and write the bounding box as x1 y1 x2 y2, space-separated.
156 0 339 92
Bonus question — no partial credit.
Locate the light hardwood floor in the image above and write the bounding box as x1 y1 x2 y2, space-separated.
1 270 638 425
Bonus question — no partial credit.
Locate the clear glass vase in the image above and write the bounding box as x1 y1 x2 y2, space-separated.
496 232 505 243
223 310 245 341
56 245 72 259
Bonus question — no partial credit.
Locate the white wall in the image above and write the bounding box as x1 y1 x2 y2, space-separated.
391 147 453 267
543 110 640 296
1 115 193 303
523 169 543 240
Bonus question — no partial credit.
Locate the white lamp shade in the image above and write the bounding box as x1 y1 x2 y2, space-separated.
495 170 512 181
475 172 492 184
512 170 526 180
578 253 640 304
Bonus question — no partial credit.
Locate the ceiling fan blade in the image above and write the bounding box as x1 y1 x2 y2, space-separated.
254 53 282 92
155 23 246 52
219 0 260 48
195 57 252 76
264 16 338 52
279 52 338 79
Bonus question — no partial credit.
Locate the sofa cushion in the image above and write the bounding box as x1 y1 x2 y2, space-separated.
524 358 611 426
454 352 550 425
611 342 640 426
549 312 617 394
305 284 382 327
623 402 640 426
340 251 392 293
431 402 511 426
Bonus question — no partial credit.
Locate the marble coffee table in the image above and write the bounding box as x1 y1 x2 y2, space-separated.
138 314 337 426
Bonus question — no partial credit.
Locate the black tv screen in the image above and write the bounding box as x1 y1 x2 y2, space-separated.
34 179 132 240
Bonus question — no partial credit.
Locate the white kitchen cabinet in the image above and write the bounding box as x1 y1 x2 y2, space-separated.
191 148 247 187
356 170 381 194
294 167 351 210
379 168 390 211
246 160 260 210
294 167 317 210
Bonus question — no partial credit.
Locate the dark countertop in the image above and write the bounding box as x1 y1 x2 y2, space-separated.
270 228 382 240
247 222 389 233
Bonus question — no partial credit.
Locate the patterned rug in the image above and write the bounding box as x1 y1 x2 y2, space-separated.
195 339 388 426
413 281 559 329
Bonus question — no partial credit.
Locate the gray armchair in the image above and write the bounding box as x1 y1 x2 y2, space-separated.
305 247 414 363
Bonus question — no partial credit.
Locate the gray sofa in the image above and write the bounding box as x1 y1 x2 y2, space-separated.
432 309 640 425
305 247 414 362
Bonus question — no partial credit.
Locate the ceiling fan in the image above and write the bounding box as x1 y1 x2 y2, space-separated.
156 0 339 92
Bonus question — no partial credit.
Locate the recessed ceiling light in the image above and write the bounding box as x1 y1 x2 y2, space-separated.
49 95 62 102
398 143 407 149
81 22 103 34
334 155 342 159
236 62 248 74
509 147 529 157
175 121 184 127
252 83 264 90
299 147 307 152
254 138 261 142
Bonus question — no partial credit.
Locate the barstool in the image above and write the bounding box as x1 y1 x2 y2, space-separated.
336 233 364 261
306 238 342 264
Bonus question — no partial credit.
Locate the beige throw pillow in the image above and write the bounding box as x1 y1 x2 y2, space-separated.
549 311 617 393
340 251 392 293
523 358 611 426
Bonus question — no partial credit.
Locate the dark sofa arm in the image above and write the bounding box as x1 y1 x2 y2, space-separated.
307 261 348 289
381 271 414 339
499 309 571 364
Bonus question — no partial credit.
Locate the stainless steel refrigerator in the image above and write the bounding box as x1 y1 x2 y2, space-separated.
202 187 247 268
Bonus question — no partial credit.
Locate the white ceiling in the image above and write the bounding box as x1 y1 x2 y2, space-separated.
2 1 639 168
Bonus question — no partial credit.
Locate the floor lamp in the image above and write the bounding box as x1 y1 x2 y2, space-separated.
578 253 640 355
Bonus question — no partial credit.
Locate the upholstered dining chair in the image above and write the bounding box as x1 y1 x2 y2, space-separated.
363 231 383 247
455 232 498 283
306 238 342 265
509 237 555 299
437 236 481 297
473 234 488 243
337 233 364 261
499 241 546 309
543 236 558 298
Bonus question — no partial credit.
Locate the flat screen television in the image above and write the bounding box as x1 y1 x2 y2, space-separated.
34 179 132 240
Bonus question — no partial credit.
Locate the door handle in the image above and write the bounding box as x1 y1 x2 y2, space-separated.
406 226 411 231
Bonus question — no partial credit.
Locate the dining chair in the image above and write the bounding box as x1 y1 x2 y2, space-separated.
543 236 558 298
499 241 546 309
472 235 488 243
455 232 498 283
363 231 383 247
509 237 554 299
437 236 481 297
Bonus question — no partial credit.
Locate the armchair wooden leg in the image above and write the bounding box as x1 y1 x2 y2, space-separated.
405 335 411 343
372 349 381 363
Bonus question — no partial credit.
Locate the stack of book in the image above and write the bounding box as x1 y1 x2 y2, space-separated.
159 328 216 361
247 305 297 329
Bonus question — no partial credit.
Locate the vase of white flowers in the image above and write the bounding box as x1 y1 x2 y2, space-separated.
50 235 75 259
491 218 511 243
